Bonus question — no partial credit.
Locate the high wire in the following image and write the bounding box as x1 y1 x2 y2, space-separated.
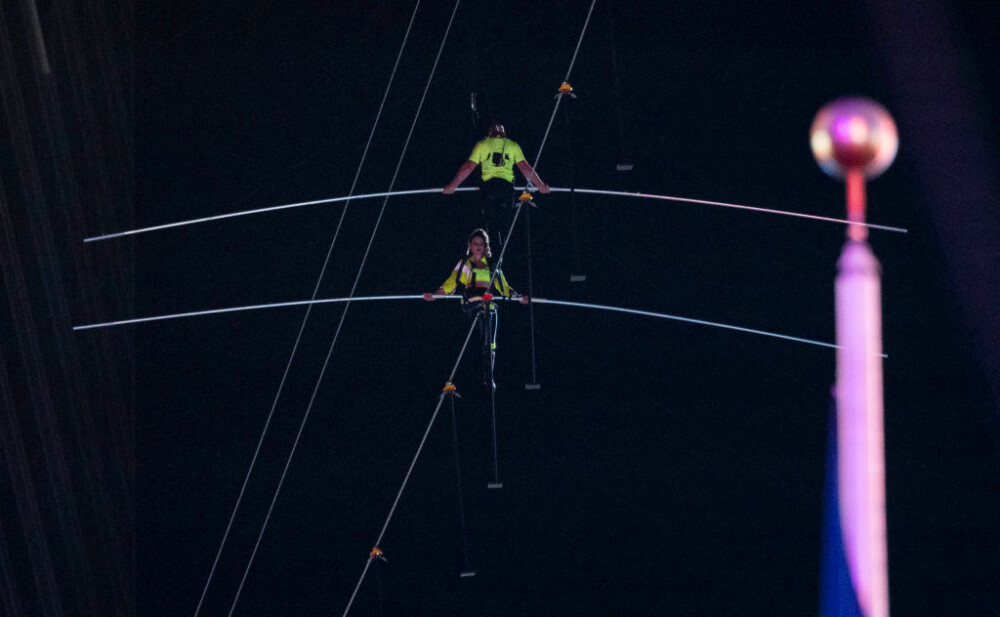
73 292 860 354
83 187 479 243
83 184 906 244
548 187 908 233
220 2 466 615
71 295 455 330
528 298 886 358
189 2 426 615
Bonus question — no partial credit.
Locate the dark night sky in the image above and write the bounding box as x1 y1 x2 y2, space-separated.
127 1 999 615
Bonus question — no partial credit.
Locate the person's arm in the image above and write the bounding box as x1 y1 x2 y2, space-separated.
493 272 530 304
494 269 514 298
425 260 466 300
443 160 478 194
516 160 550 193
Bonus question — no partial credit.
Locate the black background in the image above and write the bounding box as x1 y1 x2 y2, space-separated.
130 2 999 615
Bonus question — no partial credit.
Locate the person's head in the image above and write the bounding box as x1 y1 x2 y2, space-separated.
486 122 506 138
467 228 491 259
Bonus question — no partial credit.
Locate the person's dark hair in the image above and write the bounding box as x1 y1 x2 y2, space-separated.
486 122 506 138
467 228 492 258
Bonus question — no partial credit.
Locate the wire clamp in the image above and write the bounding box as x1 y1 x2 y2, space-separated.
369 547 387 562
556 81 577 99
443 381 461 398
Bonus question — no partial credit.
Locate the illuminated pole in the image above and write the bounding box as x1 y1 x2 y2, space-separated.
811 97 898 617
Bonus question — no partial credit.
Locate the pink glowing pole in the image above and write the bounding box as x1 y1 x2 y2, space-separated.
811 97 898 617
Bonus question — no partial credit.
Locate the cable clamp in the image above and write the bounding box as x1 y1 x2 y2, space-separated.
443 382 460 398
480 292 497 313
556 81 577 99
370 547 387 562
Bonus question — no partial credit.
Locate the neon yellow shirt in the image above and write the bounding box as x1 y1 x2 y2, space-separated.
468 137 525 183
440 257 515 297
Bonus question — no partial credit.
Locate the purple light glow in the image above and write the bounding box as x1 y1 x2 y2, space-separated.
811 98 898 181
835 241 890 617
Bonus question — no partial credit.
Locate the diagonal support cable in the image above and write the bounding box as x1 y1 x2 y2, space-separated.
224 1 465 614
343 6 602 614
340 311 481 617
190 2 425 615
501 0 597 390
531 0 599 175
